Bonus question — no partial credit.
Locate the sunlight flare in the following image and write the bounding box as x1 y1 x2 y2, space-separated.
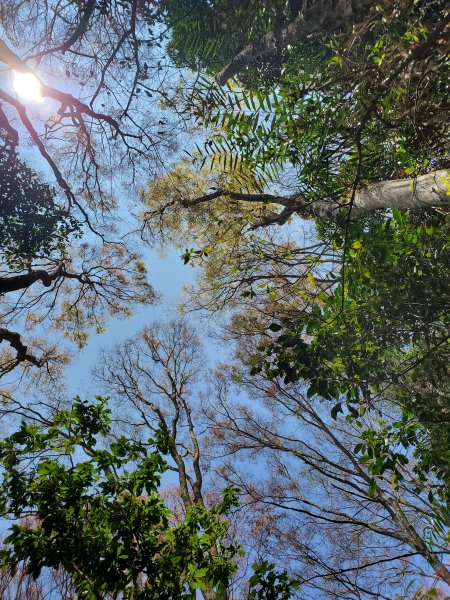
12 71 43 102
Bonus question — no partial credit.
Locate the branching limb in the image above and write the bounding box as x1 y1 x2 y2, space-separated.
39 0 96 58
0 264 65 295
182 170 450 227
0 328 43 373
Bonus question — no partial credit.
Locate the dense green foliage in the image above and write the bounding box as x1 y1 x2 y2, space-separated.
0 397 233 598
0 142 80 269
0 397 296 599
257 208 449 497
164 0 450 530
262 209 449 393
161 0 289 85
189 1 449 187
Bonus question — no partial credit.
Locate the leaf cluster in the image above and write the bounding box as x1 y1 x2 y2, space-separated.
0 144 80 270
0 397 239 599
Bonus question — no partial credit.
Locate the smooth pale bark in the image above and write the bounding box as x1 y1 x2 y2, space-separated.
183 171 450 227
354 171 450 211
307 170 450 221
0 39 30 72
216 0 373 84
355 169 449 211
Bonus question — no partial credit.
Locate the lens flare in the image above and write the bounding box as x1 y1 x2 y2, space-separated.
13 71 43 102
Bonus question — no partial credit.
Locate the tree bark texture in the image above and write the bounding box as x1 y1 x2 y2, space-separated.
216 0 373 84
306 170 450 221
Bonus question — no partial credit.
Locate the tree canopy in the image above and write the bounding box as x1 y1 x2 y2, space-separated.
0 395 296 599
0 0 449 598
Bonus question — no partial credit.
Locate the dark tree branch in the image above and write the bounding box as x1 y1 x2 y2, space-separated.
22 0 96 61
0 328 43 370
54 0 96 55
0 264 65 295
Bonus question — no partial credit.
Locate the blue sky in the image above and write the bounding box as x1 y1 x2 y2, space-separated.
64 245 198 397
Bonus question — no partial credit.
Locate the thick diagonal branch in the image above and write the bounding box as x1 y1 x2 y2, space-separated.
44 0 96 57
216 0 373 84
0 263 65 295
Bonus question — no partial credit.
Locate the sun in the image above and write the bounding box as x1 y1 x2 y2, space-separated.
12 71 43 102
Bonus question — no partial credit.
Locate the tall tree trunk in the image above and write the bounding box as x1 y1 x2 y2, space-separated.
305 170 450 221
184 170 450 227
216 0 373 84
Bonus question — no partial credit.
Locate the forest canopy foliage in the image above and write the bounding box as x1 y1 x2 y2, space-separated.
0 0 449 598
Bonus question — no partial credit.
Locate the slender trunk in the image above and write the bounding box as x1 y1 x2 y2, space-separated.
216 0 373 84
389 498 450 587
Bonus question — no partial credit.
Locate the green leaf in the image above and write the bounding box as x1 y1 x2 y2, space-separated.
368 478 377 497
331 403 342 420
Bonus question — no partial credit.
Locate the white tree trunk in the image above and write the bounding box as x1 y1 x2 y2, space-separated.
307 170 450 221
354 170 449 212
184 171 449 226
